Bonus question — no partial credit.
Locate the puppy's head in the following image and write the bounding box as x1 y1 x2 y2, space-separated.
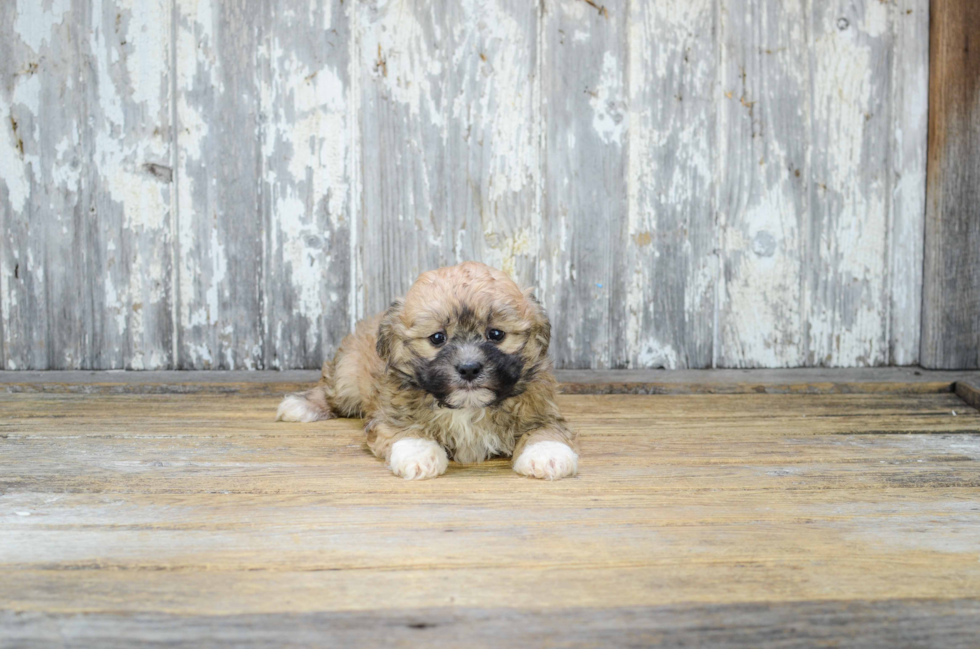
376 262 550 409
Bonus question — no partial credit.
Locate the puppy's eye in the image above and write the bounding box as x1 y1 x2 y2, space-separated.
429 332 447 346
487 328 506 342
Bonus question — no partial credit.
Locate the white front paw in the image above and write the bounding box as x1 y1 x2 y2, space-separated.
513 441 578 480
388 438 449 480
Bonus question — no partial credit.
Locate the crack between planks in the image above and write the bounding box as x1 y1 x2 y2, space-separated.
169 0 180 370
348 0 362 334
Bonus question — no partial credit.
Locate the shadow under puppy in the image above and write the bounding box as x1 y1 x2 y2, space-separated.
276 262 578 480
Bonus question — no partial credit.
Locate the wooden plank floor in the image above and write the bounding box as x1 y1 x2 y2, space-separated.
2 384 980 646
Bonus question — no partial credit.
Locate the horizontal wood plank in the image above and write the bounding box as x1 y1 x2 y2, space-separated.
2 386 979 644
4 600 979 649
955 378 980 411
2 368 979 396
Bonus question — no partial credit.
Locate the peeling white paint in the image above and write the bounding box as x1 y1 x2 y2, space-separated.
2 66 43 217
625 0 715 368
1 0 932 370
589 51 624 146
809 5 888 366
480 2 537 204
175 0 219 363
636 339 680 369
482 226 532 281
0 97 30 214
720 189 803 368
13 0 71 54
361 0 444 128
260 28 350 357
120 0 169 115
887 0 929 366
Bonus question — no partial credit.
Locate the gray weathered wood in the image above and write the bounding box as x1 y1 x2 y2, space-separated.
921 0 980 369
540 0 628 369
4 600 980 648
0 1 940 370
888 0 929 366
717 0 929 369
356 0 540 316
806 0 893 367
2 367 977 397
626 0 716 369
258 0 353 369
0 1 174 370
716 0 809 368
955 377 980 411
174 0 264 369
444 0 542 290
356 0 453 314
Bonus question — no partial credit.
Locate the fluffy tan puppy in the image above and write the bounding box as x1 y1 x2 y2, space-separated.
276 262 578 480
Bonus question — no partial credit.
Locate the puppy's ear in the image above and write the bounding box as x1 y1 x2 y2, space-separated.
376 299 404 362
523 288 551 358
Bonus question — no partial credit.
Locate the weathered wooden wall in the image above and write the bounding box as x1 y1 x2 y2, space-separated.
921 0 980 369
0 0 934 370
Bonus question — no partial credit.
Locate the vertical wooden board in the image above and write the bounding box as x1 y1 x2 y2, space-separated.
626 0 716 369
355 0 540 317
356 0 455 314
175 0 264 369
886 0 928 366
0 0 65 370
91 0 175 371
444 0 541 289
540 0 628 369
806 0 892 367
716 0 809 368
0 0 174 370
921 0 980 369
258 0 352 369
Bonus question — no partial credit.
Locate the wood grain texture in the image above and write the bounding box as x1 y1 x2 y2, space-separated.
1 389 979 644
540 0 628 369
258 0 353 369
444 0 542 288
626 0 716 369
716 0 930 369
1 2 938 370
888 0 929 366
174 0 354 371
356 0 540 316
0 0 175 370
356 0 453 314
174 0 264 369
807 0 893 367
921 0 980 369
4 600 980 648
716 0 809 368
955 378 980 411
2 368 978 396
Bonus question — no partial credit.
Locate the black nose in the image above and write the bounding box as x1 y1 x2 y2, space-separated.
456 361 483 382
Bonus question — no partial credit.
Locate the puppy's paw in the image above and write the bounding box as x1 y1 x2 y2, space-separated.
275 389 333 422
513 441 578 480
389 438 449 480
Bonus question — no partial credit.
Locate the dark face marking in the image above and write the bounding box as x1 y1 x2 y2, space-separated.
479 341 524 404
412 345 458 405
408 309 527 408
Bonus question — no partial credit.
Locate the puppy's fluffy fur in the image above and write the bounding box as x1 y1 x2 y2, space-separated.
276 262 578 480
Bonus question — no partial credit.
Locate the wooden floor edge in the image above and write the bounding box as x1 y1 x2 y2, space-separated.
954 379 980 411
1 368 978 396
